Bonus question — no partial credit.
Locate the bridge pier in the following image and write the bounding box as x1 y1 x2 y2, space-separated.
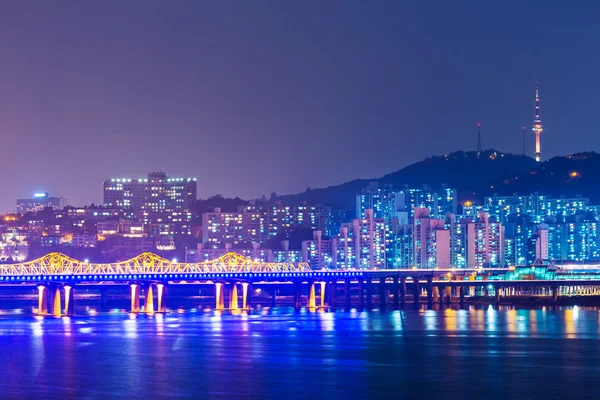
229 283 239 310
552 285 559 304
294 281 302 310
242 282 251 309
309 281 316 308
319 281 327 308
400 277 406 308
156 283 166 312
426 277 433 309
64 285 74 315
379 279 386 310
393 276 399 309
345 278 351 309
144 284 155 313
100 287 108 311
358 279 364 309
37 285 48 315
413 277 420 309
366 278 373 309
495 286 501 305
459 286 465 308
438 285 445 307
271 288 277 307
130 283 140 313
329 280 337 308
49 285 62 317
215 282 224 310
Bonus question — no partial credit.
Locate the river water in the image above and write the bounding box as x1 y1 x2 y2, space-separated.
0 306 599 399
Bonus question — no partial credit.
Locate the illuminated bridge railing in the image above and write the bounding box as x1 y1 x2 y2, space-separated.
0 252 312 276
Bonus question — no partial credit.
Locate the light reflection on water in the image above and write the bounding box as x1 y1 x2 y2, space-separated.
0 307 599 399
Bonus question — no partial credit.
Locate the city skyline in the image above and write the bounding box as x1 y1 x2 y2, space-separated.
2 1 600 213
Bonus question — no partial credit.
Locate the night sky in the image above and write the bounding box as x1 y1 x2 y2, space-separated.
1 1 599 213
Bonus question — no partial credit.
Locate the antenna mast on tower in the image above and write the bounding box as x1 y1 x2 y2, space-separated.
532 81 544 162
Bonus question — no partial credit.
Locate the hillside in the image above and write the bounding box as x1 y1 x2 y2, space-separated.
278 150 538 210
487 152 600 202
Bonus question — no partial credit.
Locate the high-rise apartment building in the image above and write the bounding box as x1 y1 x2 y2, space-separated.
467 212 504 268
201 208 262 246
396 187 457 219
332 226 356 269
202 203 331 247
301 230 333 270
413 208 450 268
353 209 387 269
356 183 396 220
103 172 197 213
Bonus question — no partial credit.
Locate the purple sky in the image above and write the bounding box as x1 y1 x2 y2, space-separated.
1 1 599 213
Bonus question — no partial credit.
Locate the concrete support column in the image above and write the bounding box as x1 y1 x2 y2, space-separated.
438 285 445 307
379 279 387 310
400 277 406 308
130 283 140 313
64 285 74 315
37 285 48 315
242 283 251 310
552 285 558 304
308 282 316 308
358 279 364 309
426 276 433 309
49 285 62 317
366 278 373 309
459 286 465 308
272 288 278 308
221 283 230 309
413 277 420 309
156 283 166 312
329 280 337 308
294 281 302 309
495 286 500 305
393 276 399 309
100 287 108 311
319 281 327 308
229 283 239 310
344 278 351 309
145 284 155 313
215 282 224 310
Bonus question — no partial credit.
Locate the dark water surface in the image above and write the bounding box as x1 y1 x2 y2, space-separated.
1 306 599 399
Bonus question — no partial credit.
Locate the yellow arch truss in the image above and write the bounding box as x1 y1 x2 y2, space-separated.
0 252 312 276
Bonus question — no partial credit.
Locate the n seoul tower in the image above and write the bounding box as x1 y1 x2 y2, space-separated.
532 81 544 162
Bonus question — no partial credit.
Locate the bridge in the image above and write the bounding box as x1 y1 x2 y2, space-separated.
2 252 600 316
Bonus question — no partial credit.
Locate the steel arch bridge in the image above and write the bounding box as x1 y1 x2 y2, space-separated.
0 252 312 276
